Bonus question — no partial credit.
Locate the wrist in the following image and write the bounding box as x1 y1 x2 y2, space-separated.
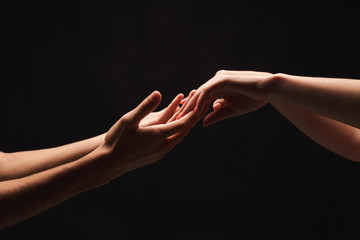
75 145 116 188
265 73 289 103
95 143 127 181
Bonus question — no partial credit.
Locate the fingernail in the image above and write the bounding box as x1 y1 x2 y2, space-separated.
176 113 182 120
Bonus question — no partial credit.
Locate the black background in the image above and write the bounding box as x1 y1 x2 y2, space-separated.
1 1 360 239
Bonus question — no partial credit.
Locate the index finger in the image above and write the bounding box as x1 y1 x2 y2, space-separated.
176 91 200 120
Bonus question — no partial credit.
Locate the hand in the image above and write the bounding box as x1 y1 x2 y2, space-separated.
102 91 194 176
177 70 274 127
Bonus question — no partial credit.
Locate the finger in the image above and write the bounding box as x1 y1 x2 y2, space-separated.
160 112 193 137
127 91 162 127
180 89 196 109
191 102 211 128
175 89 197 119
194 90 215 116
176 90 199 120
203 106 234 127
168 90 196 123
167 106 181 123
158 93 184 124
180 89 196 105
213 98 230 110
165 128 191 151
146 110 195 137
213 99 223 111
178 76 230 119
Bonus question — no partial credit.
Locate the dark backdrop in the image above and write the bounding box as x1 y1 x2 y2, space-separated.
1 1 360 239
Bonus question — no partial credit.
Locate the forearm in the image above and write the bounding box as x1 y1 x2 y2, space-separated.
269 74 360 129
272 101 360 162
0 133 105 181
0 145 111 230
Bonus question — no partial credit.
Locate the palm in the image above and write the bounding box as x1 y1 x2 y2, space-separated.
139 110 166 127
139 94 183 127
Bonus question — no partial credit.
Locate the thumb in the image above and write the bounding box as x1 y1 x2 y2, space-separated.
127 91 162 127
203 102 233 127
213 98 226 111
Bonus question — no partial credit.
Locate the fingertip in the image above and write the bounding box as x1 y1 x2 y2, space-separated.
149 90 162 103
176 93 184 103
213 102 222 111
153 90 162 98
189 89 197 96
176 113 183 120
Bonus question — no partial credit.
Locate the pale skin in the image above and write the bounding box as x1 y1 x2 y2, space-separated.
177 70 360 162
0 91 196 230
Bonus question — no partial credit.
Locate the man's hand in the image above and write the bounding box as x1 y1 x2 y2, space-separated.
0 91 194 230
102 91 194 176
177 70 274 127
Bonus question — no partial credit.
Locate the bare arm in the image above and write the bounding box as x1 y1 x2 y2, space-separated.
269 74 360 129
0 91 186 182
0 91 194 230
0 147 109 230
0 134 106 181
272 102 360 162
177 70 360 162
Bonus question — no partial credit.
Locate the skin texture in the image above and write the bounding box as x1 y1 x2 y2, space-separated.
0 91 195 230
177 70 360 162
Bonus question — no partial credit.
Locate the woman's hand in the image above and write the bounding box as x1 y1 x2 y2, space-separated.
177 70 274 126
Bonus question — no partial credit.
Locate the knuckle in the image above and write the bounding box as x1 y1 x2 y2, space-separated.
222 77 231 89
201 85 209 93
120 114 132 124
216 69 227 76
214 75 231 91
154 129 165 137
217 74 228 83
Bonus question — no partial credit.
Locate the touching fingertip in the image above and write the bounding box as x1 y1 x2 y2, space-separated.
213 102 222 111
